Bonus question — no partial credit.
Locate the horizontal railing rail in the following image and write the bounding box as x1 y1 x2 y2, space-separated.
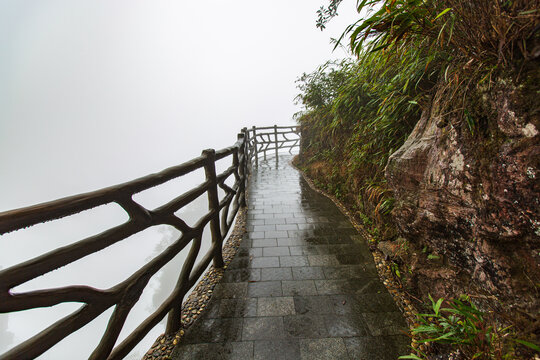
0 125 299 360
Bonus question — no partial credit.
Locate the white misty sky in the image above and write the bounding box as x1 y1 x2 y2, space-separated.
0 0 357 210
0 1 362 358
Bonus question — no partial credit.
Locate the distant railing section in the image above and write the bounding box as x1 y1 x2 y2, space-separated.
0 125 299 360
246 125 300 165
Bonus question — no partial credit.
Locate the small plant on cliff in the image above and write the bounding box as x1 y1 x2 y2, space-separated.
401 295 539 359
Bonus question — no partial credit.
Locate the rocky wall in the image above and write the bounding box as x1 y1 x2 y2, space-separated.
385 80 540 314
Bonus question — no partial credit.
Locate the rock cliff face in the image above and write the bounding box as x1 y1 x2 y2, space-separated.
385 81 540 313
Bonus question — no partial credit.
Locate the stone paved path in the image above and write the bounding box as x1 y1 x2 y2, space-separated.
172 156 408 360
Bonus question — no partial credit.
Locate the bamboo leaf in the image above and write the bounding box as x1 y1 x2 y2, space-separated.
514 339 540 352
434 8 452 20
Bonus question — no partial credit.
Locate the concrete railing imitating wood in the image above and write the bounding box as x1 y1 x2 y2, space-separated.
247 125 300 165
0 125 299 360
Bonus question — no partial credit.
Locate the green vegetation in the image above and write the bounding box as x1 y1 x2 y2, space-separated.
297 1 539 358
399 295 540 359
297 0 539 233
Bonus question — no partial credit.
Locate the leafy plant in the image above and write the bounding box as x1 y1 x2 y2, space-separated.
319 0 540 124
401 295 539 359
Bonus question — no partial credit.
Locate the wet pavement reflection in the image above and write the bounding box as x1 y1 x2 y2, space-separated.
172 155 408 359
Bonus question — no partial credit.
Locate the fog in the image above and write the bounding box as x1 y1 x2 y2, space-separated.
0 0 356 358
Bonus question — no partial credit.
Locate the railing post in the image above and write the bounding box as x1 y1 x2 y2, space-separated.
202 149 224 269
274 125 279 161
252 126 258 166
237 132 247 208
242 127 250 177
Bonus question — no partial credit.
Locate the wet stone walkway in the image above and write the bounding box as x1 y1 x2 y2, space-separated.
172 156 408 360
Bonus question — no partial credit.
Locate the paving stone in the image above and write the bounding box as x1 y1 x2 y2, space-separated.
289 246 320 256
228 257 250 270
324 314 370 337
276 224 299 231
236 247 251 257
362 312 408 336
325 244 348 254
213 282 248 299
260 267 293 281
248 219 265 225
239 239 252 248
277 238 304 246
293 296 334 315
279 256 309 267
329 294 363 316
336 254 369 265
265 230 288 238
249 231 266 239
348 278 388 295
172 342 254 360
333 227 359 235
323 265 377 279
344 335 410 360
254 339 300 360
247 281 282 297
314 279 350 295
289 230 315 238
222 269 261 283
252 239 278 248
330 236 356 245
282 280 318 296
181 318 243 344
307 255 340 266
251 257 279 268
299 338 348 360
242 317 284 340
262 246 290 257
283 314 328 338
292 266 325 280
252 214 274 220
200 298 221 319
272 213 295 219
355 292 401 313
219 298 258 318
285 217 307 224
257 297 295 316
253 225 276 232
264 218 287 225
302 236 329 245
248 248 263 257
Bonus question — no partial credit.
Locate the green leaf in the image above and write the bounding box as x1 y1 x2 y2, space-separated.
514 339 540 352
434 297 443 316
434 8 452 20
370 43 392 52
518 9 539 15
398 355 423 360
412 325 440 333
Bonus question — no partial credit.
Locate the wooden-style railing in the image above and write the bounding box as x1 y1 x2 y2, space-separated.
0 125 299 360
246 125 300 166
